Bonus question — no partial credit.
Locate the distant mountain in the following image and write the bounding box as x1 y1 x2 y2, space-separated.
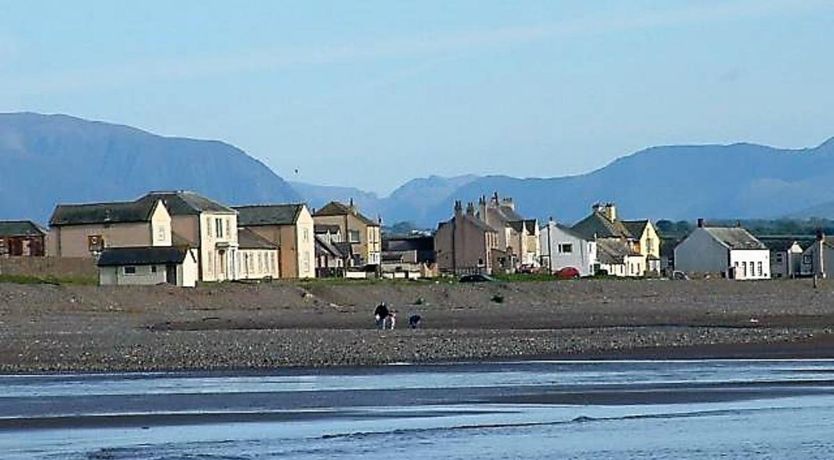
0 113 300 223
294 138 834 227
288 181 383 217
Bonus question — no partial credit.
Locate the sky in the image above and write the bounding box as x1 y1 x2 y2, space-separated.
1 0 833 195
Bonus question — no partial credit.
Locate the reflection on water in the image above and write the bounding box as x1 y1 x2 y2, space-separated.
2 360 834 459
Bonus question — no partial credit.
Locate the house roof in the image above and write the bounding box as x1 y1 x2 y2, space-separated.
507 219 538 234
659 237 680 257
596 238 641 265
703 226 767 250
757 236 816 252
0 220 47 237
439 213 497 234
50 200 158 226
313 201 379 226
622 220 649 238
97 246 190 267
234 204 305 226
571 211 632 240
315 234 344 257
383 235 434 252
237 228 279 250
314 224 341 234
138 191 235 215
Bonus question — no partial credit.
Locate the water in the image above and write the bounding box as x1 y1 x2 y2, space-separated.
2 360 834 459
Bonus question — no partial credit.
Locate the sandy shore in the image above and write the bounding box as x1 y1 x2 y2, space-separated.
2 278 834 373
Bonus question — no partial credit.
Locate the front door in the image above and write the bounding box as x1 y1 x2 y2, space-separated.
166 264 178 285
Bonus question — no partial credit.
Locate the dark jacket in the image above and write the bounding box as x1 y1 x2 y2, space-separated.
374 304 389 319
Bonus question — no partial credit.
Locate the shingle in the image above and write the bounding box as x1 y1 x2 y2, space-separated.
97 246 189 266
237 228 279 249
704 227 767 250
50 200 156 226
235 204 304 226
138 191 235 215
571 212 632 240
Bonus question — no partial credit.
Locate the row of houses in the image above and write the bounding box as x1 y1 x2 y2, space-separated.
3 189 833 285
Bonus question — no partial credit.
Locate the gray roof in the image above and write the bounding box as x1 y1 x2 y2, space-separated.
50 200 158 226
237 228 279 250
756 236 816 252
704 227 767 250
0 220 47 236
97 246 189 267
138 191 235 215
552 222 589 241
622 220 649 238
315 224 341 234
315 234 344 257
235 204 305 226
439 213 497 234
571 211 632 240
314 201 378 226
596 238 640 265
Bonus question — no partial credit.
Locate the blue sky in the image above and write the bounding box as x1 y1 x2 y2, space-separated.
1 0 833 194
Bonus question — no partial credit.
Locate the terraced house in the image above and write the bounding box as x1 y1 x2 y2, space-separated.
234 204 315 279
313 201 381 268
0 220 47 257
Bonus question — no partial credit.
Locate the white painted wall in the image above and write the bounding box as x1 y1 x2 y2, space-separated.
729 250 771 280
539 222 597 276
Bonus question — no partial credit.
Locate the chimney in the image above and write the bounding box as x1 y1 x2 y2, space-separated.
501 197 515 211
592 203 602 213
492 191 499 205
466 202 476 216
735 220 741 228
348 198 357 213
454 200 463 216
817 228 825 241
602 203 616 221
697 218 705 228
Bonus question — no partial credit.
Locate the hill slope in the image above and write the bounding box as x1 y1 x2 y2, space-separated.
0 113 300 223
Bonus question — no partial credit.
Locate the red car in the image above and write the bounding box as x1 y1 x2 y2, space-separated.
554 267 580 279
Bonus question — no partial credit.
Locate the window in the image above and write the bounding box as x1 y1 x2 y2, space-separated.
303 251 311 273
742 261 747 277
258 253 264 272
215 218 224 238
123 266 136 275
303 228 310 242
206 217 212 238
775 253 784 263
803 254 812 265
757 261 763 277
156 226 166 242
225 219 231 239
348 230 360 243
151 265 158 273
558 243 573 254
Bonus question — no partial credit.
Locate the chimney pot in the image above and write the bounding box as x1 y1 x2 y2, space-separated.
697 218 704 228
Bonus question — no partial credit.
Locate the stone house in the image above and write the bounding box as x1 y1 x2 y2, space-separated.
435 201 500 274
234 204 316 279
313 201 381 268
476 193 540 270
0 220 47 257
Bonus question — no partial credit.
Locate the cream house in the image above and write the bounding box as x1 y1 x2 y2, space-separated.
234 204 316 279
134 191 239 282
48 199 172 257
313 201 381 268
476 193 540 271
236 228 280 280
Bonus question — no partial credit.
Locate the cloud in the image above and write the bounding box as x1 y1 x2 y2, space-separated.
0 0 829 96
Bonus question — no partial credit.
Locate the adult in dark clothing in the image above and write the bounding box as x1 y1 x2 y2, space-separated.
374 302 389 329
409 314 422 329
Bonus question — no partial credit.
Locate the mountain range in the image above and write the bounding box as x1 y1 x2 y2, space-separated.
2 112 834 227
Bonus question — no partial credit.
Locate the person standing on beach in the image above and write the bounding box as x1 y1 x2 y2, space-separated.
374 302 389 329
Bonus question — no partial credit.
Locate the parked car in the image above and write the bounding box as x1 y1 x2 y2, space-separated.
459 274 497 283
554 267 581 279
671 270 690 280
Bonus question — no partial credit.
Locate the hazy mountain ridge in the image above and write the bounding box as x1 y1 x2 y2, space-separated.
0 113 300 223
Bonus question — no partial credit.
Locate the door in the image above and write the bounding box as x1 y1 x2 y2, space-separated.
166 264 178 285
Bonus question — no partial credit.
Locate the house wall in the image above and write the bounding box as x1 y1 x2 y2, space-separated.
100 264 169 286
50 222 154 258
0 235 45 257
435 215 496 274
199 212 239 282
638 224 661 258
237 248 279 280
149 202 172 247
729 250 770 280
0 256 97 279
296 208 316 278
539 223 596 276
674 228 731 275
800 240 834 278
313 214 380 266
180 249 199 287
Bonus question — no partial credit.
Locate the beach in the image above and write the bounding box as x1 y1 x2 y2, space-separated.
2 278 834 373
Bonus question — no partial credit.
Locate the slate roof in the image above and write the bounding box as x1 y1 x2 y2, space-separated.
0 220 47 236
50 200 158 226
507 219 538 234
234 204 305 226
315 234 344 257
314 224 341 234
97 246 190 267
313 201 378 226
703 227 767 250
571 211 632 240
138 191 235 215
439 214 497 234
622 220 649 238
757 236 816 252
552 223 590 241
237 228 279 250
596 238 641 265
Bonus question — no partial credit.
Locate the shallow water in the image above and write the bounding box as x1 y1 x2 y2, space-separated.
2 360 834 459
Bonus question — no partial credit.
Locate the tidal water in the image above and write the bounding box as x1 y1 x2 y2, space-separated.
2 359 834 459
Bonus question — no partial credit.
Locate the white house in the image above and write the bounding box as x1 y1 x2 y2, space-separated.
539 220 597 276
597 238 645 277
674 220 770 280
97 246 199 287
